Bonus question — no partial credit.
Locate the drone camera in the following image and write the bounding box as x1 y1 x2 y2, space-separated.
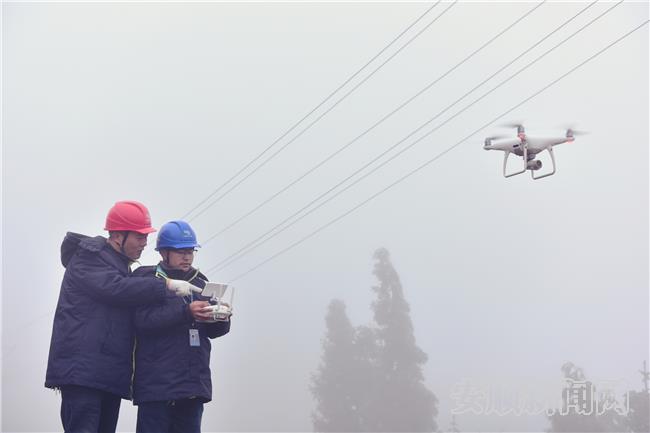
526 159 542 171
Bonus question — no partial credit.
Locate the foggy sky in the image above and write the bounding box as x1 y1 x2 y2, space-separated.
2 2 648 432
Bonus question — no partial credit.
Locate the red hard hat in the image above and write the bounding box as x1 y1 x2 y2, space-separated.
104 201 157 234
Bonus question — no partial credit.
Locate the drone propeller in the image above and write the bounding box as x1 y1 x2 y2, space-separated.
500 122 526 139
500 122 525 129
484 135 507 146
560 124 589 136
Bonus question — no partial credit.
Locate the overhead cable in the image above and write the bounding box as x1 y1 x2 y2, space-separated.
205 0 606 273
222 13 646 282
200 1 547 246
185 2 457 222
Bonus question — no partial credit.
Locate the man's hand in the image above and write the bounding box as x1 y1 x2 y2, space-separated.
203 302 232 321
189 301 213 321
166 279 202 297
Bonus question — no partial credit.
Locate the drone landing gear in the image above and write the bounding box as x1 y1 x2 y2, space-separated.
531 147 556 180
503 147 528 178
503 146 557 179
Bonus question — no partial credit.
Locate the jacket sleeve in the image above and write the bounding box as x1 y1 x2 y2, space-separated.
205 319 231 339
71 255 167 307
134 298 193 334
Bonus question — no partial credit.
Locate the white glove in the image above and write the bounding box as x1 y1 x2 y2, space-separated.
166 279 202 297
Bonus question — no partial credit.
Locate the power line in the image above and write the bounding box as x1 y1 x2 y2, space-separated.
223 13 648 283
208 0 603 272
204 0 603 274
181 2 445 221
181 2 442 220
200 1 547 246
228 17 647 283
186 1 457 222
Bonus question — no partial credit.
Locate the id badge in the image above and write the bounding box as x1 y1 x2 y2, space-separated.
189 329 200 347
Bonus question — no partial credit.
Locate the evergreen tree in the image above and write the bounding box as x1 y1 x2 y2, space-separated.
350 325 380 431
311 299 372 432
366 247 438 432
311 248 437 432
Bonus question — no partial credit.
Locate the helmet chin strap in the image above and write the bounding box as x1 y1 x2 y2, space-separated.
109 231 132 262
161 250 170 266
120 231 130 256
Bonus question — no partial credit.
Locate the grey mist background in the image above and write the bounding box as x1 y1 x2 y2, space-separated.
2 2 648 432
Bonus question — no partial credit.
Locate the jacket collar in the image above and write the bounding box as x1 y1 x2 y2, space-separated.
156 262 206 283
60 232 132 272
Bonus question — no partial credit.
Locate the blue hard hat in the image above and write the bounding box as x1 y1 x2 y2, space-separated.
156 220 201 251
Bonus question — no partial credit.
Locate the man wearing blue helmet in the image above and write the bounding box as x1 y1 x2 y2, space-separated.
131 220 231 433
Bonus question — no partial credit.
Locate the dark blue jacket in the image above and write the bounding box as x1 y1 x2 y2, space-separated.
45 232 168 399
131 264 230 404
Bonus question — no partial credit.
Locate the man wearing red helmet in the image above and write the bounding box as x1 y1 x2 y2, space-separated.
45 201 202 433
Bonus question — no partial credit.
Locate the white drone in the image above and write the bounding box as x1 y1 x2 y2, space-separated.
483 123 585 179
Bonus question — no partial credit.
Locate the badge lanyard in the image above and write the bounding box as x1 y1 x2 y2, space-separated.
155 264 201 347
